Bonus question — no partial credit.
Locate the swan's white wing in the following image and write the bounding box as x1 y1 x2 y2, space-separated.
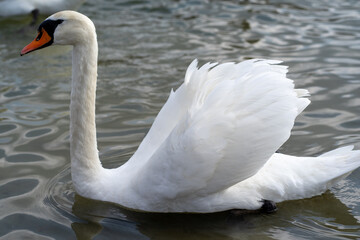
132 59 310 200
126 60 198 167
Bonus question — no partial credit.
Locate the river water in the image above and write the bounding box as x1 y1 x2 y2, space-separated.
1 0 360 239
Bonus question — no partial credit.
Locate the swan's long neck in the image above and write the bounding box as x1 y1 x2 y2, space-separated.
70 34 103 191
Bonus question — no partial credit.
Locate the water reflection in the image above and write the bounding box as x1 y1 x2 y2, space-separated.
1 0 360 239
0 213 74 239
69 192 360 239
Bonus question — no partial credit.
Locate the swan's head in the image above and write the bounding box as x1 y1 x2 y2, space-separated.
21 11 96 56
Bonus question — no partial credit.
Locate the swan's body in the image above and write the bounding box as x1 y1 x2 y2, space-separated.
21 11 360 213
0 0 84 17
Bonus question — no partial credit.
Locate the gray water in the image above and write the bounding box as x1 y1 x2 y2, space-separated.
1 0 360 239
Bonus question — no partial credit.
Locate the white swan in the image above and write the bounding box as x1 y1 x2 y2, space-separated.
20 11 360 213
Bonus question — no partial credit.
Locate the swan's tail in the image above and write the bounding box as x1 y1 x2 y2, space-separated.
253 146 360 202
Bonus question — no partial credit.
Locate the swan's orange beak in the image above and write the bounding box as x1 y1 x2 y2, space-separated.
21 28 52 56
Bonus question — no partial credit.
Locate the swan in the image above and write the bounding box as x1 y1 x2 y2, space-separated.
20 11 360 213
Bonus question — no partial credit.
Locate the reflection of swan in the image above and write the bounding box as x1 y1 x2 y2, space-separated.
69 193 360 239
21 11 360 213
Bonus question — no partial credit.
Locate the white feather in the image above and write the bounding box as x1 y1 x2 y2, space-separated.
133 60 309 199
248 147 360 202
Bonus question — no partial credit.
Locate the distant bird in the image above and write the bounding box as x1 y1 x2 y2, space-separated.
0 0 85 25
20 11 360 213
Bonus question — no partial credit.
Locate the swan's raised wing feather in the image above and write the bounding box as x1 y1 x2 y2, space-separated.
132 60 310 200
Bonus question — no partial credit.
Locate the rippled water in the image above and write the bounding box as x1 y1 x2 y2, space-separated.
1 0 360 239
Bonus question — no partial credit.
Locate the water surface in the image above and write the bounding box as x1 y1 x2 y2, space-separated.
1 0 360 239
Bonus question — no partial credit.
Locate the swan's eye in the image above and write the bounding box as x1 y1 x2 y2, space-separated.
36 30 43 41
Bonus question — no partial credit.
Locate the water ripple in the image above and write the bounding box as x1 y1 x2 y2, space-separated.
1 0 360 239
